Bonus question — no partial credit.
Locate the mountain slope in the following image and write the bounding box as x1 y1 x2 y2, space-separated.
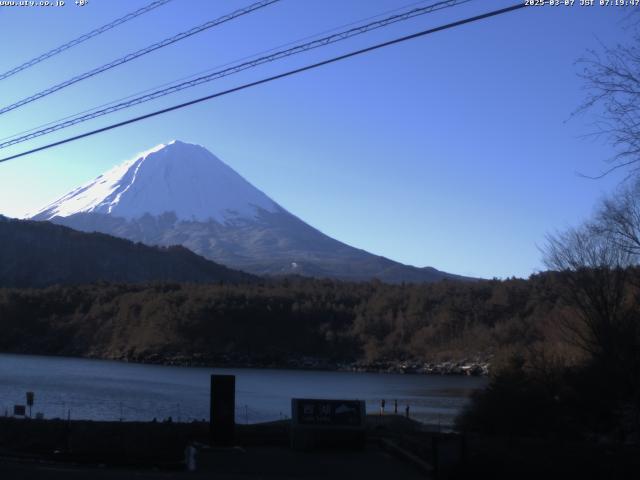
31 141 470 283
0 215 255 287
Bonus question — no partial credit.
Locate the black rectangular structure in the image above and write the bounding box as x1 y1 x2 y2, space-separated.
210 374 235 446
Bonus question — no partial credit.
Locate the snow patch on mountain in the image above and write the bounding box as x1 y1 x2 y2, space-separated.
32 140 279 222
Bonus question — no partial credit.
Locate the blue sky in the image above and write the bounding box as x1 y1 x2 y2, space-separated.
0 0 632 279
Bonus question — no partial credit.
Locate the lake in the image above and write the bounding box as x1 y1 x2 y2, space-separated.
0 353 486 427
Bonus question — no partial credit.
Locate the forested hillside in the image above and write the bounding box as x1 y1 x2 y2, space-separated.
0 274 580 369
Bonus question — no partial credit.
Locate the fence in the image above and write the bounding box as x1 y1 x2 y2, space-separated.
0 398 290 425
1 394 448 428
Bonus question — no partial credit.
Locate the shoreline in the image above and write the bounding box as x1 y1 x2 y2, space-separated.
97 355 491 376
1 351 490 376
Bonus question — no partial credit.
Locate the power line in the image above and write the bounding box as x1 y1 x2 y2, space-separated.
0 0 473 150
0 0 442 144
0 0 280 116
0 0 175 82
0 3 527 165
0 0 470 147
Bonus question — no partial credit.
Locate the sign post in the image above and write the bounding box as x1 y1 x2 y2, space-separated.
26 392 34 418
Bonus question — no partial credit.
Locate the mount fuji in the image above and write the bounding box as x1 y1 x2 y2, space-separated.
31 140 467 283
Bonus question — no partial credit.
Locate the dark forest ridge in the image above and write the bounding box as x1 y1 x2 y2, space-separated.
0 215 255 287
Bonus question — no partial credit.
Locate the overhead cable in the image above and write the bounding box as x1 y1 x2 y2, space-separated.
0 0 472 149
0 0 281 116
0 3 528 164
0 0 175 82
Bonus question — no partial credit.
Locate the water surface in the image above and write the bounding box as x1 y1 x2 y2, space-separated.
0 353 486 427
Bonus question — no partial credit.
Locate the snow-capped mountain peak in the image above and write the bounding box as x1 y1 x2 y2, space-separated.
32 140 279 222
29 140 467 283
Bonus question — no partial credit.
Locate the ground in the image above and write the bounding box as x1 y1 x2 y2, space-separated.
0 443 426 479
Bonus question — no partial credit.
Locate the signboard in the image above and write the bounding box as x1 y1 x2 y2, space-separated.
292 399 365 428
290 398 366 451
26 392 34 407
13 405 26 416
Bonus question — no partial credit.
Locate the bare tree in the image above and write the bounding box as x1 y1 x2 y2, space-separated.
543 224 635 365
576 30 640 178
595 178 640 255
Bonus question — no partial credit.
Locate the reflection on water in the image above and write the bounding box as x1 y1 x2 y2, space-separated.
0 353 486 427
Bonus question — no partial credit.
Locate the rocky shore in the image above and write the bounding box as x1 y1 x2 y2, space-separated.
89 352 490 376
346 360 490 376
